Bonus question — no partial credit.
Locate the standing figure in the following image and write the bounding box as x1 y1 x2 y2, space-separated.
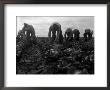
16 23 36 58
22 23 36 41
84 29 93 41
48 22 63 44
17 23 36 42
64 28 73 42
72 29 80 41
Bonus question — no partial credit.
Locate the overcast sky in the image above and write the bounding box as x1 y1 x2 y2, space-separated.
17 16 94 37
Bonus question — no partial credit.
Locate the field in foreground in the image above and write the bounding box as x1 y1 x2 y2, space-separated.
16 37 94 74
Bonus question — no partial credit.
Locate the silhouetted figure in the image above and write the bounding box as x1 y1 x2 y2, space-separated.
22 23 36 41
84 29 93 41
64 28 73 42
48 22 63 44
72 29 80 41
17 23 36 42
16 23 36 58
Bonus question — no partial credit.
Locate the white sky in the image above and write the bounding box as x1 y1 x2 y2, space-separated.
17 16 94 37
